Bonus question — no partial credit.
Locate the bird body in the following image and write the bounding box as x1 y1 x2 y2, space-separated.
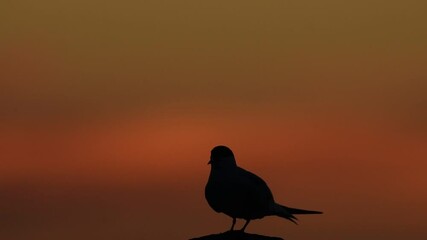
206 166 274 220
205 146 322 231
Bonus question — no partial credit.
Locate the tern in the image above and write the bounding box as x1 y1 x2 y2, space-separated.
205 145 322 231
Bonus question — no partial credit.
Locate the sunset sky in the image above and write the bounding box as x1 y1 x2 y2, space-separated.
1 0 427 239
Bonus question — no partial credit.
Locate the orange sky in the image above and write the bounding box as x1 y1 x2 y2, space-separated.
1 0 427 239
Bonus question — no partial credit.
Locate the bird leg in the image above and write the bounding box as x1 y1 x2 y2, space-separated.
241 219 251 232
230 218 236 231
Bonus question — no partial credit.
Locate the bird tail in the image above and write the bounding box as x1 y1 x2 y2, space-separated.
284 206 323 215
273 203 322 225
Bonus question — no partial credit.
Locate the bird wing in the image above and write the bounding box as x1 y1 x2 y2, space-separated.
234 167 275 214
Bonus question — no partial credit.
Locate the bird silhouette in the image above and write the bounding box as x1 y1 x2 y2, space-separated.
205 145 322 232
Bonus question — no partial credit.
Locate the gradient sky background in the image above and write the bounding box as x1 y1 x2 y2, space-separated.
1 0 427 239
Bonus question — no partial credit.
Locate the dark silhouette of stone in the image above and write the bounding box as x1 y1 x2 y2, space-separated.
190 231 283 240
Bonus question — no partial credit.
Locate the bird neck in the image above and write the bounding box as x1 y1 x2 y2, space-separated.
209 163 237 177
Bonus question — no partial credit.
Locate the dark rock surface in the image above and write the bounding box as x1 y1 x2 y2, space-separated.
190 231 283 240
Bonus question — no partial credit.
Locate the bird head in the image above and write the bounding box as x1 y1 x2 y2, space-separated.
209 145 237 169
